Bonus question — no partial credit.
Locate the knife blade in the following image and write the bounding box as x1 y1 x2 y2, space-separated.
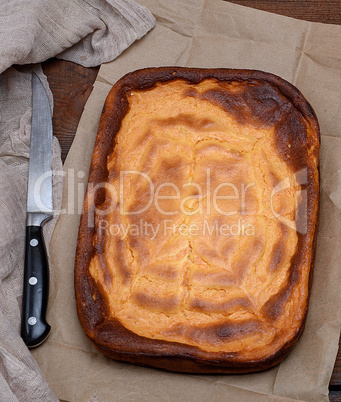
21 72 53 348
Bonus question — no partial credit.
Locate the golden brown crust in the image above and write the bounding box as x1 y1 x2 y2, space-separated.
75 67 320 373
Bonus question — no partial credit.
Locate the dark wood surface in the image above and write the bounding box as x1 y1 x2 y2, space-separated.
42 0 341 399
42 59 99 162
228 0 341 24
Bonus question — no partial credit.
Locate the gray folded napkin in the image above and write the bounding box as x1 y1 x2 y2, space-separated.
0 0 155 73
0 0 155 400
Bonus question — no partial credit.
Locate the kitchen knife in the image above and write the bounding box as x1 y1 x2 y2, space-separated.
21 72 53 348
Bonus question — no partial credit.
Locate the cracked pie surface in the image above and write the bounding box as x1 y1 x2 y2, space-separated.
75 68 319 373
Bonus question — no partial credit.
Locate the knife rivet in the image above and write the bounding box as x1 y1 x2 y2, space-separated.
28 317 37 326
29 277 38 285
30 239 39 247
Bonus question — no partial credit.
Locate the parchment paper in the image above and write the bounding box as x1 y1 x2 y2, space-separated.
32 1 341 401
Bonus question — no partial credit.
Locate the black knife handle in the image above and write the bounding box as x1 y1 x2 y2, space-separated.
21 225 51 348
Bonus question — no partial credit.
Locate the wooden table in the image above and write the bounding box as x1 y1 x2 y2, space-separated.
42 1 341 399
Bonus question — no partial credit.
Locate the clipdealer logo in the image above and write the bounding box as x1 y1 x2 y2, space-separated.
96 218 256 240
270 168 308 234
116 169 255 217
82 167 308 236
85 168 257 236
32 167 308 236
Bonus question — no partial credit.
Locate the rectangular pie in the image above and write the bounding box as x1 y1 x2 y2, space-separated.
75 68 320 373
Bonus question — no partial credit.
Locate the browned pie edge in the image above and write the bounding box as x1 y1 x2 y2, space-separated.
74 67 320 373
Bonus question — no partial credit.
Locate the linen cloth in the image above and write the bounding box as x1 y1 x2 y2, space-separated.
0 0 155 400
0 0 155 73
